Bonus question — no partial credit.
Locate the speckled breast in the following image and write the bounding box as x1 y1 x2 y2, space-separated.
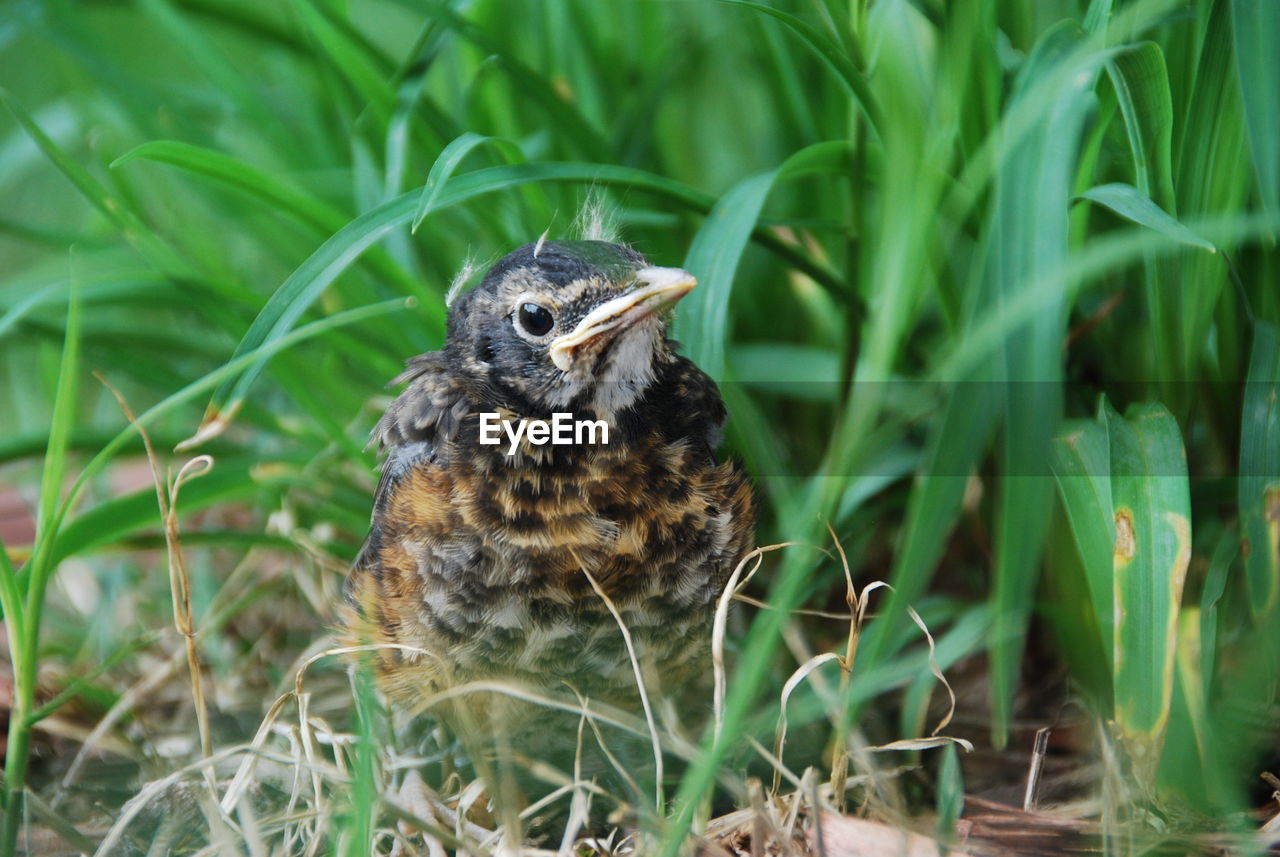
344 407 755 718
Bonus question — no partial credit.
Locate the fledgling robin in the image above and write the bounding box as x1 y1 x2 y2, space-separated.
341 239 755 807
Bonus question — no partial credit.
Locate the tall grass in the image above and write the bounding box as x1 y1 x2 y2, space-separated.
1 0 1277 853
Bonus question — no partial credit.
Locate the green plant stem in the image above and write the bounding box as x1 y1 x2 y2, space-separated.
0 694 32 856
0 271 81 857
0 541 29 857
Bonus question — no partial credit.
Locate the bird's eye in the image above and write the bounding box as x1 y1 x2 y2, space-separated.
516 302 555 337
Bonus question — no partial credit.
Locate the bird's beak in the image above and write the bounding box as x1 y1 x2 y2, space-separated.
549 267 696 372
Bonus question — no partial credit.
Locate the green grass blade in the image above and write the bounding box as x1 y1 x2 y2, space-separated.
715 0 882 132
1104 400 1191 762
932 213 1278 384
1239 320 1280 615
26 262 81 597
1232 0 1280 221
1 257 82 856
0 90 176 278
412 133 525 231
1158 609 1211 804
729 343 840 400
1198 531 1236 692
718 375 800 518
1103 38 1182 401
1044 504 1113 710
1107 42 1175 210
136 0 279 138
0 533 26 857
0 538 24 668
1173 0 1249 379
137 0 308 56
676 170 776 382
343 665 381 857
0 88 132 232
110 140 437 323
936 743 963 848
0 88 235 300
426 1 612 162
1084 0 1113 32
291 0 395 121
675 141 849 380
987 20 1095 745
0 282 64 344
25 634 152 727
112 140 347 235
185 193 440 444
1078 183 1217 252
1051 415 1115 665
0 269 176 345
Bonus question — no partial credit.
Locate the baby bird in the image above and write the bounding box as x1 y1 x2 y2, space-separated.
342 240 755 805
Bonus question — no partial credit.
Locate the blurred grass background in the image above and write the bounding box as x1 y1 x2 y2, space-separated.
1 0 1278 854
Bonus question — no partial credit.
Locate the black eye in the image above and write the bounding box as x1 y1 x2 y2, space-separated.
516 302 554 337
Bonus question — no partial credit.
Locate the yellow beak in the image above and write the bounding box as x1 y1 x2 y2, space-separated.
548 267 696 372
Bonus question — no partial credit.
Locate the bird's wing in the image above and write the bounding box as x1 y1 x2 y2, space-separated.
372 352 470 450
667 354 729 461
347 352 468 588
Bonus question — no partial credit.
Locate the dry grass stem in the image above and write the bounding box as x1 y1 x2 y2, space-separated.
1023 726 1051 811
903 605 958 739
576 554 664 811
713 544 798 742
773 653 841 794
98 375 219 803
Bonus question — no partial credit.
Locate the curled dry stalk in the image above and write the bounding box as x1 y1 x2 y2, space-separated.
101 375 219 802
783 526 887 806
828 524 858 811
713 543 800 745
760 527 970 803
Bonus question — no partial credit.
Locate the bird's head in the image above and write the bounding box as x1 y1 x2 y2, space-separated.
445 240 695 418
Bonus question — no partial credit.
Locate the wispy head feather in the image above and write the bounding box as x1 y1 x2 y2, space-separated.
533 225 551 258
572 188 621 244
445 254 486 307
